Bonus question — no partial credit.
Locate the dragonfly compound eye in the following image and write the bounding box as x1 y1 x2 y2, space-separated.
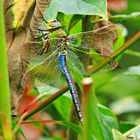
52 18 57 22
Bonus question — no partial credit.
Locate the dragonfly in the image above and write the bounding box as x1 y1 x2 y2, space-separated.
24 19 119 122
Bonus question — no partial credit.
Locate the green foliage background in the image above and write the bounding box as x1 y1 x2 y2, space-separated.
0 0 140 139
37 0 140 139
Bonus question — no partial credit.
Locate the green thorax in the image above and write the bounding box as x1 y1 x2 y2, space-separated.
49 28 68 50
49 28 67 39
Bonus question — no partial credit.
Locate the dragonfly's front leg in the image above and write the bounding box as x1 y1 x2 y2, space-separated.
29 27 51 55
34 39 50 55
40 39 51 54
29 27 49 40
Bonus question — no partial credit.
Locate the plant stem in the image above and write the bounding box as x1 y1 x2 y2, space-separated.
125 49 140 58
109 13 140 22
19 84 68 120
90 31 140 74
21 119 60 124
0 1 12 139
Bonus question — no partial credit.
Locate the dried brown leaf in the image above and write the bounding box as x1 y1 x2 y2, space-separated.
3 0 51 114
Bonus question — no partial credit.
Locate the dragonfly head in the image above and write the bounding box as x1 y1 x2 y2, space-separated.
46 18 62 31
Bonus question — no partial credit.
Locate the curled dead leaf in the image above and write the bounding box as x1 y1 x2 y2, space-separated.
3 0 51 114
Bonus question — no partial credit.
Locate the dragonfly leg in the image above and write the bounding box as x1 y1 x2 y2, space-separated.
28 26 51 54
29 26 49 40
38 41 50 55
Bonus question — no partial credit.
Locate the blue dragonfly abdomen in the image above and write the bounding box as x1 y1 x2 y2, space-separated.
58 50 83 121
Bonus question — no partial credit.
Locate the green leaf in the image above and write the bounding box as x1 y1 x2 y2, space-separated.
68 17 82 35
94 72 140 100
44 0 59 20
119 121 136 133
53 93 72 120
45 0 107 20
98 104 118 130
68 15 84 32
114 26 125 51
59 121 81 134
112 25 125 62
59 0 107 20
124 125 140 139
81 82 118 140
37 85 72 120
112 129 126 140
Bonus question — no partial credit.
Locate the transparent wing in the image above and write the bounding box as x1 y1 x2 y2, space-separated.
26 36 59 56
68 24 118 56
24 24 119 83
23 48 64 87
28 24 118 55
67 47 114 76
66 24 119 74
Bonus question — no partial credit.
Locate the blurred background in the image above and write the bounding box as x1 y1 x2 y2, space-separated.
17 0 140 139
95 0 140 125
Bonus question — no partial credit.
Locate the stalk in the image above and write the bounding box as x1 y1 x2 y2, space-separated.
90 31 140 73
19 84 68 120
0 1 12 140
125 49 140 58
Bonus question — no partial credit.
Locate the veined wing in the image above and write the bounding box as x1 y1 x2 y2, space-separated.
24 24 119 81
68 24 118 57
67 47 114 76
27 24 118 56
26 36 60 56
23 47 63 87
66 24 119 74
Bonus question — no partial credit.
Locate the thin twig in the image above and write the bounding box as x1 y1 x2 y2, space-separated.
90 31 140 74
19 84 68 120
21 119 61 124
